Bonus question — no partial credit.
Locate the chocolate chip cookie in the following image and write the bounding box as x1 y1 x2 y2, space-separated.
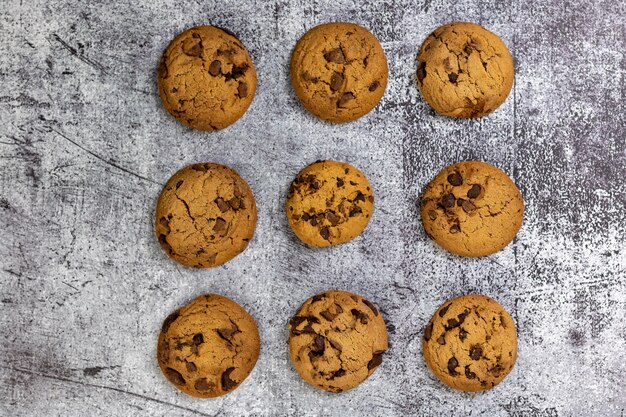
423 294 517 391
416 22 514 118
158 26 257 130
288 290 388 393
291 22 388 123
155 163 257 267
420 160 523 257
157 294 260 398
286 160 374 247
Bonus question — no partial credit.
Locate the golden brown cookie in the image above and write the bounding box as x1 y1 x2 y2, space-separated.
286 160 374 247
288 290 388 393
158 26 257 130
416 22 514 118
420 160 523 257
290 22 388 123
155 163 257 267
423 294 517 391
157 294 260 398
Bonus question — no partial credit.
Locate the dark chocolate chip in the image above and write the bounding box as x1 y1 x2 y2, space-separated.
324 48 345 64
462 200 476 213
330 72 343 91
228 197 242 210
301 212 311 221
221 367 237 391
470 345 483 360
329 339 343 351
215 197 230 212
465 365 476 379
333 368 346 378
217 327 237 341
417 61 427 83
337 92 355 108
237 82 248 98
442 193 456 208
450 224 460 234
369 81 379 92
184 42 203 57
459 328 469 341
213 217 226 232
209 60 221 76
467 184 481 199
351 309 369 324
439 304 450 317
354 191 366 202
312 335 325 354
192 333 204 345
448 73 458 83
225 64 248 80
302 71 319 83
194 378 210 391
165 367 185 385
349 206 362 217
367 352 383 370
186 362 197 372
437 334 446 345
456 198 465 206
337 177 344 187
161 311 180 333
327 211 340 226
311 293 325 303
362 299 379 316
320 227 330 240
424 322 433 341
447 357 459 376
447 172 463 186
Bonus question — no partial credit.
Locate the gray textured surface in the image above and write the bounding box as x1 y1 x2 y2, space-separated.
1 0 625 416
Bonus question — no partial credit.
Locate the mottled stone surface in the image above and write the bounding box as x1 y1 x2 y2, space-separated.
0 0 625 416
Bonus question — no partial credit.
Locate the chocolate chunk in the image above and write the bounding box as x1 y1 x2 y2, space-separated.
351 309 369 324
337 92 355 108
161 311 179 333
367 352 383 370
447 172 463 186
438 304 450 317
320 227 330 240
320 309 337 321
237 82 248 98
194 378 210 391
217 327 237 341
215 197 230 212
186 362 197 372
447 357 459 376
184 42 203 57
467 184 481 199
416 61 427 83
213 217 226 232
349 206 362 217
446 310 470 330
458 328 469 341
327 211 340 226
333 368 346 378
448 73 458 83
228 197 242 210
192 333 204 345
465 365 476 379
329 339 343 351
301 212 311 221
311 293 325 303
221 367 237 391
450 224 460 234
369 81 379 92
209 60 221 76
324 48 345 64
330 72 343 91
362 299 379 316
424 322 433 341
428 210 437 220
225 64 248 80
311 335 325 355
165 367 185 385
442 193 456 208
456 198 465 207
437 334 446 345
462 200 476 213
354 191 366 202
470 345 483 360
337 177 344 187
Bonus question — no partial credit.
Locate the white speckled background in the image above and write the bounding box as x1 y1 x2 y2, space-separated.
1 0 625 416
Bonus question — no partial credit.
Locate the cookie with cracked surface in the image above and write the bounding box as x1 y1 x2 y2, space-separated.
157 294 260 398
416 22 514 118
423 294 517 392
420 160 523 257
286 160 374 247
288 290 388 393
158 26 257 130
155 163 257 267
290 22 388 123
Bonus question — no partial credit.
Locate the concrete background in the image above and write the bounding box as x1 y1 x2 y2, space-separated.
1 0 625 416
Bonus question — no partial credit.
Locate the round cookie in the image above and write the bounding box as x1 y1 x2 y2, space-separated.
157 294 260 398
420 160 523 257
422 294 517 391
288 290 388 393
155 163 257 268
158 26 257 130
286 160 374 247
416 22 514 118
290 22 388 123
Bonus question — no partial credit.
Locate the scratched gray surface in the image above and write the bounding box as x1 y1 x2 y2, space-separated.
1 0 625 416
